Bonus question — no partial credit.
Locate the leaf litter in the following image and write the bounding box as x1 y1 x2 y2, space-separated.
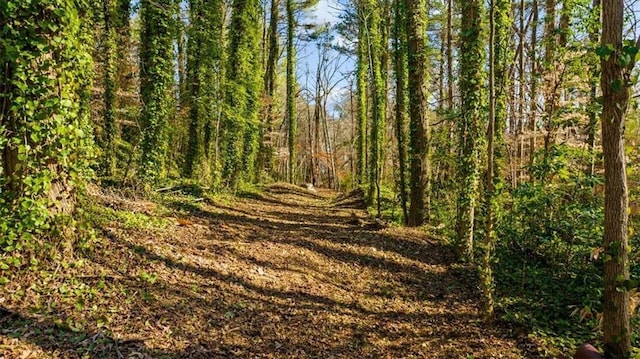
1 183 554 358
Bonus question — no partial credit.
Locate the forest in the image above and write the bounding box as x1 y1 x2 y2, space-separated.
1 0 640 357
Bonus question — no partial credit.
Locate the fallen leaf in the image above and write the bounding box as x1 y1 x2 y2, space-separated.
177 218 193 226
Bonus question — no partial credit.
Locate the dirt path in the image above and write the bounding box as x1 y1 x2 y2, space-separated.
1 183 538 358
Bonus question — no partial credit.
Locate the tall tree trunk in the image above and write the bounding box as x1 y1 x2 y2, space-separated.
587 0 601 176
139 0 175 183
286 0 296 183
103 0 117 177
177 9 188 106
223 0 263 186
446 0 453 109
184 0 201 179
600 0 633 355
528 0 538 178
482 0 510 322
314 47 324 186
261 0 279 179
484 0 497 321
542 0 556 157
366 0 386 216
514 0 524 187
406 0 429 226
356 3 369 187
1 0 93 227
393 0 409 225
455 0 483 260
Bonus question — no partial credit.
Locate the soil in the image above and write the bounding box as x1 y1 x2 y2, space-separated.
1 183 547 358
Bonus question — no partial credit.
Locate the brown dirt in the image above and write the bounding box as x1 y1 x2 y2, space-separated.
1 183 543 358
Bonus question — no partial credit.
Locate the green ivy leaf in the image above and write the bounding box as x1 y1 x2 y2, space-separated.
596 43 615 58
623 278 639 290
611 79 623 92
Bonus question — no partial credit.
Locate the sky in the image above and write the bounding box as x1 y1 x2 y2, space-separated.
300 0 354 115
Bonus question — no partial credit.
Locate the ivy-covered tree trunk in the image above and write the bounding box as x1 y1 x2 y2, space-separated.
366 0 386 215
455 0 483 260
542 0 557 156
102 0 117 177
259 0 280 180
184 0 224 183
482 0 510 322
176 7 188 107
600 0 633 355
286 0 296 183
446 0 453 110
223 0 262 186
587 0 601 176
527 0 538 177
356 2 368 187
139 0 175 184
1 0 94 239
114 0 136 149
393 0 409 225
406 0 429 226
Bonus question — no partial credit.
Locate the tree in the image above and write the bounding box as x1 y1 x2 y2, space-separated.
599 0 634 355
527 0 539 177
481 0 511 322
286 0 297 183
222 0 263 186
355 0 369 187
405 0 429 226
1 0 94 239
139 0 175 183
102 0 117 177
455 0 483 259
393 0 409 224
184 0 224 183
259 0 280 180
365 0 387 215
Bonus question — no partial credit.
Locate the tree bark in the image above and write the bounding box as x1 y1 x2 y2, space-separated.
406 0 429 226
600 0 632 355
286 0 296 183
393 0 409 225
455 0 483 259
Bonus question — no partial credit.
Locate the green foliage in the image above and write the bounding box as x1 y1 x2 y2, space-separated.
455 0 485 259
0 0 95 265
496 145 619 348
221 0 263 187
101 0 118 177
366 183 405 224
365 0 387 215
138 0 176 184
183 0 224 185
355 6 368 187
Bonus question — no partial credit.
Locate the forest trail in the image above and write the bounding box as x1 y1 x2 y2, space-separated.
1 184 542 358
